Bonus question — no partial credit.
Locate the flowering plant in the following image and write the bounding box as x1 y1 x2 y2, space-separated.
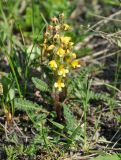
40 13 81 120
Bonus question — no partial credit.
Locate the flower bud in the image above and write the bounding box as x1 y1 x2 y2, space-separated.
48 25 53 30
59 13 64 20
51 17 58 23
44 32 50 37
47 45 55 51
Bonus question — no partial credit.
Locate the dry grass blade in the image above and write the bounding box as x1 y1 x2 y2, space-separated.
0 83 3 95
87 10 121 31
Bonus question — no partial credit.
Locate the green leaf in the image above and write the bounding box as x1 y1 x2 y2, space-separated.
32 77 49 92
27 45 41 61
14 98 41 111
93 154 121 160
63 104 77 132
1 76 15 102
48 119 64 130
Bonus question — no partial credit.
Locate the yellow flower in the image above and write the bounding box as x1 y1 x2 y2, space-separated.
47 45 55 51
49 60 57 70
62 24 70 31
54 79 65 91
66 58 71 63
56 48 65 57
58 65 69 77
68 42 74 48
71 53 77 59
60 36 71 45
53 34 60 40
55 25 60 31
71 60 81 68
66 49 70 54
69 42 74 46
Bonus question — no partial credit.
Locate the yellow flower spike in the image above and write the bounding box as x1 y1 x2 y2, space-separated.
62 24 70 31
71 60 81 68
47 45 55 51
54 79 65 91
58 65 69 77
56 48 66 57
60 36 71 45
49 60 58 70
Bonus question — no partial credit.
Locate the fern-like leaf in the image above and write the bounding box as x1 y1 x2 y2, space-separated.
72 76 117 106
14 98 41 111
93 154 121 160
63 104 77 132
32 77 49 92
